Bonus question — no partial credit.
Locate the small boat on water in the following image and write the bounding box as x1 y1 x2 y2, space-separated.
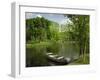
46 53 72 65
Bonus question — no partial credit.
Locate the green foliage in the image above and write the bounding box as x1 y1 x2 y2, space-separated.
46 41 60 54
73 54 89 64
48 23 59 41
26 43 48 67
26 41 60 67
67 15 89 56
26 17 51 42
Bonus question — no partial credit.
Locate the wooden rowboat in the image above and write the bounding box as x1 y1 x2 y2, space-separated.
46 53 72 65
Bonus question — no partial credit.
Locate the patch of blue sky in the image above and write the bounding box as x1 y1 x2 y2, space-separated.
25 12 69 25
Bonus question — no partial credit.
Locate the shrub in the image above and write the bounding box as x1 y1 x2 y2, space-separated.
26 43 49 67
26 41 60 67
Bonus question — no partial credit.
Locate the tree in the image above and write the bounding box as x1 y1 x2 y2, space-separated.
48 22 59 41
67 15 89 58
26 17 51 42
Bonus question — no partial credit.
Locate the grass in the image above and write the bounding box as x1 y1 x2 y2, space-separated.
69 54 89 65
26 43 48 67
26 41 89 67
26 41 60 67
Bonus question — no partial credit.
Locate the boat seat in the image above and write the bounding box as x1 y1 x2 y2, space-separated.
57 56 64 60
47 53 53 55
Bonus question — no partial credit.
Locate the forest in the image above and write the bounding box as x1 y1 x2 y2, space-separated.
26 13 89 67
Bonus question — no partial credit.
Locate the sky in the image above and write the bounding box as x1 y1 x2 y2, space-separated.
25 12 70 25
